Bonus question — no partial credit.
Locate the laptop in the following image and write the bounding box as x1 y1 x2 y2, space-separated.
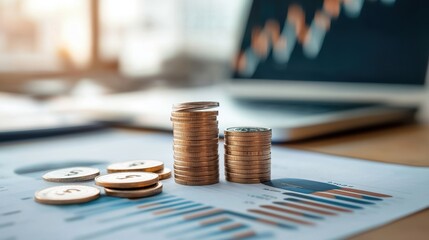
98 0 426 142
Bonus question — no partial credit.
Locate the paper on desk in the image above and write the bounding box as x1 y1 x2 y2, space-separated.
1 131 429 240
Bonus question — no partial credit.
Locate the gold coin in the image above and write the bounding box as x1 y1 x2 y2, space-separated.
34 185 100 205
174 153 219 160
174 168 219 176
224 137 271 143
107 160 164 173
155 168 172 180
225 167 270 174
174 159 219 167
224 127 271 135
224 145 271 152
174 164 218 172
225 172 271 178
173 129 219 136
174 139 218 146
172 123 218 129
175 178 219 186
174 173 219 181
171 111 218 117
172 127 219 133
42 167 100 182
173 145 218 152
224 158 271 164
224 140 271 146
95 172 159 189
224 154 271 161
174 152 219 158
224 162 271 169
170 116 218 122
225 149 271 156
225 177 270 184
174 101 219 107
173 102 219 112
173 134 219 141
104 182 163 198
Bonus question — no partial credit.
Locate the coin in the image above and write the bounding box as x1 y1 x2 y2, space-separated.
173 102 219 112
224 136 272 143
173 164 219 172
224 161 271 167
224 145 271 151
225 172 271 178
42 167 100 182
225 149 271 156
34 185 100 205
174 173 219 181
225 177 270 184
224 167 270 174
174 139 218 146
224 154 271 161
173 145 218 153
173 153 219 160
104 182 163 198
174 152 219 158
173 134 219 141
170 116 218 122
224 140 271 146
171 111 218 117
174 168 219 176
174 178 219 186
95 172 159 189
155 168 172 180
225 127 272 135
174 160 219 167
173 129 219 136
107 160 164 173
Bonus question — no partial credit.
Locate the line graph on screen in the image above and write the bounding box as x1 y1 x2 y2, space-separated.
235 0 396 77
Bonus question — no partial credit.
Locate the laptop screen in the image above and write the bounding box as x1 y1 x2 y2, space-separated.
232 0 429 85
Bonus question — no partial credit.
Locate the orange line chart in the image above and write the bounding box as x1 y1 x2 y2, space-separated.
235 0 396 76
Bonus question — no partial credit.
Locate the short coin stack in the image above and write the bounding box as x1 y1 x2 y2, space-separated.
224 127 272 184
97 160 169 198
95 172 163 198
171 101 220 185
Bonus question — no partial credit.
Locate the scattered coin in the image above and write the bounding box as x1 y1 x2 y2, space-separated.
95 172 159 189
171 101 220 185
107 160 164 173
34 185 100 205
104 182 163 198
42 167 100 182
224 126 272 184
155 168 172 180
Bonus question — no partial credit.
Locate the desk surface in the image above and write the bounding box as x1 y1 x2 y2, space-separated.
285 123 429 240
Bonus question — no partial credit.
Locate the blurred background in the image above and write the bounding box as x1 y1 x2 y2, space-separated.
0 0 246 94
0 0 427 139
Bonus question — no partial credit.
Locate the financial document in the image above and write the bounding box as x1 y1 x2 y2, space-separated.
1 130 429 240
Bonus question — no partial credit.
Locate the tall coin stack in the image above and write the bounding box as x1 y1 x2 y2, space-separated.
171 101 220 185
224 127 272 184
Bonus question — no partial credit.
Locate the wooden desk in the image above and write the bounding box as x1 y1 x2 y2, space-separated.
286 123 429 240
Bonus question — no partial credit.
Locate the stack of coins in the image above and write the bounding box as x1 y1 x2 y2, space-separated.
95 172 163 198
171 101 220 186
224 127 272 184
